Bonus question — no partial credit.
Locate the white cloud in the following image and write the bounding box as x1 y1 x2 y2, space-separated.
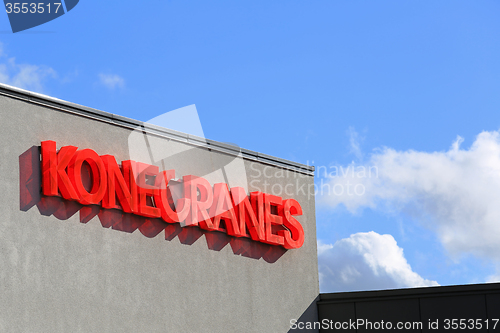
321 130 500 262
0 43 56 93
318 232 439 292
487 272 500 283
347 126 363 160
98 73 125 90
317 241 333 256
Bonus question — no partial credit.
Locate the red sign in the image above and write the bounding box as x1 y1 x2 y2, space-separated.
40 141 305 249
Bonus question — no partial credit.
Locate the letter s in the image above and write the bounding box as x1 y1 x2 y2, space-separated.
278 199 305 249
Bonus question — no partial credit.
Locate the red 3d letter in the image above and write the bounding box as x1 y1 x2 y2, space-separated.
123 161 160 218
209 183 239 234
230 188 265 240
154 170 190 223
263 194 285 246
41 140 79 200
101 155 135 213
278 199 304 249
68 148 107 205
183 175 213 227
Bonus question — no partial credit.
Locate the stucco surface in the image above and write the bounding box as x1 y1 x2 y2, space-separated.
0 94 319 333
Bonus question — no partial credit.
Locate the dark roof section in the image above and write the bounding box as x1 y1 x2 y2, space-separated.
0 83 314 176
318 282 500 304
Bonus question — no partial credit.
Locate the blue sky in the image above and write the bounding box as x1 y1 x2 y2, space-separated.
2 0 500 292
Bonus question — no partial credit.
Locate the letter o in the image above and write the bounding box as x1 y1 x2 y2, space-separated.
333 183 344 195
355 184 365 196
69 149 107 205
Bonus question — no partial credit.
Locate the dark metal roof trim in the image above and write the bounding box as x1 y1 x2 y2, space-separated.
318 282 500 304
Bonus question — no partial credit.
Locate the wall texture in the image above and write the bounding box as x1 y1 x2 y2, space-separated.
0 85 319 333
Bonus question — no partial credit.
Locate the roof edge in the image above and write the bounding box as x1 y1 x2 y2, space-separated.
0 83 315 175
318 282 500 303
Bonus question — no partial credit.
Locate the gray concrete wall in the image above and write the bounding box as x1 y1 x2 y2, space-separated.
0 90 319 333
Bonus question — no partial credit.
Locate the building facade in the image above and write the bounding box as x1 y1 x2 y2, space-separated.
1 83 319 332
